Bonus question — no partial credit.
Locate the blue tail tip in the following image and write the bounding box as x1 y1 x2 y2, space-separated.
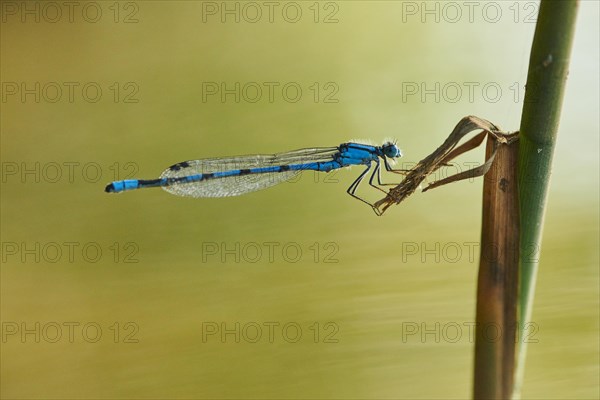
105 183 116 193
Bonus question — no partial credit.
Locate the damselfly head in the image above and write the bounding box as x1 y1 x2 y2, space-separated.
382 141 402 159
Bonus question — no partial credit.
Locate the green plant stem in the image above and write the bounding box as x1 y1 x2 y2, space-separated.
515 1 579 397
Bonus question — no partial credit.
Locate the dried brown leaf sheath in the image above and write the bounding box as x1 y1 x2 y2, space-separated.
374 116 518 215
473 134 520 399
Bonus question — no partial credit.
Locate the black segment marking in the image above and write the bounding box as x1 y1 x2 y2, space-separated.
280 165 290 171
239 169 252 175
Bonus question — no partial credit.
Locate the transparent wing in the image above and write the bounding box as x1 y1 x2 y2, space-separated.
163 171 301 198
159 147 340 198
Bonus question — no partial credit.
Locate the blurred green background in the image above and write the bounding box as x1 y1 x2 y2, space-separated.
1 1 598 398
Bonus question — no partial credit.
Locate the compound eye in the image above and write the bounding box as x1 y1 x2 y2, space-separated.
386 145 400 158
